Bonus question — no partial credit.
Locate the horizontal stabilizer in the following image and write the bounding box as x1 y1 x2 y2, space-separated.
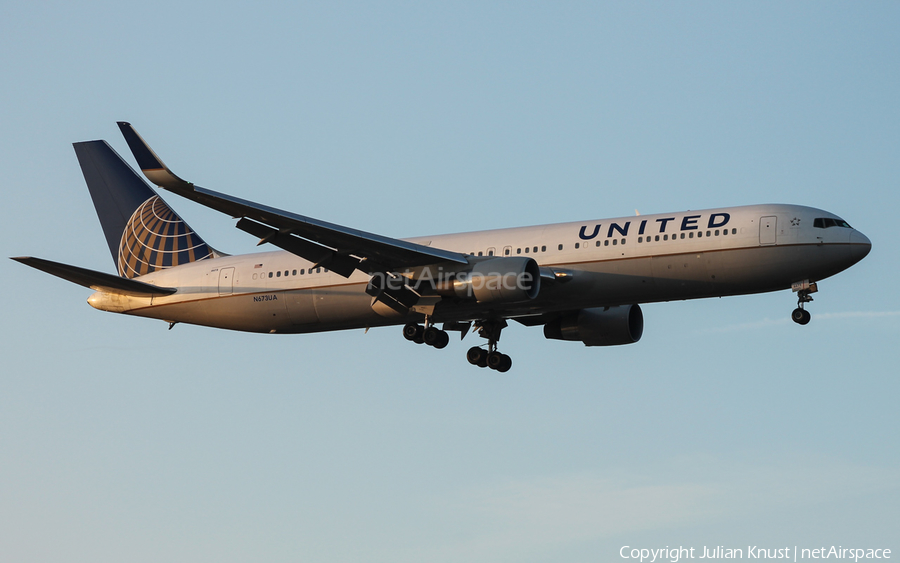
11 257 177 297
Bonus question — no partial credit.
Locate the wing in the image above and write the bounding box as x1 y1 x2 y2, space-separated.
117 122 469 278
11 257 177 297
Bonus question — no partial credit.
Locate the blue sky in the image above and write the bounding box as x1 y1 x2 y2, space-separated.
1 2 898 561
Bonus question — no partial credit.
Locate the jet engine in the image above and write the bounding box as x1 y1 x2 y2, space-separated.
543 305 643 346
435 257 541 304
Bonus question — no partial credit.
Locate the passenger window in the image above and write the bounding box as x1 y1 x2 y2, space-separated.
488 250 494 256
604 240 609 246
621 238 626 245
664 234 668 241
558 244 563 250
541 246 546 252
638 236 643 243
655 235 660 241
575 242 580 249
612 239 617 245
478 251 483 256
517 248 522 254
689 232 694 238
732 228 737 234
533 246 538 253
723 229 728 236
715 230 720 236
524 247 529 253
680 233 685 239
268 272 273 278
300 269 305 275
596 241 601 247
276 271 281 277
504 248 510 255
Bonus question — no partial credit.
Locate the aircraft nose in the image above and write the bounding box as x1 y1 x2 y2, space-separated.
850 230 872 262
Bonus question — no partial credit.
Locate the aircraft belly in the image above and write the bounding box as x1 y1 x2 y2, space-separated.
284 289 319 326
648 253 712 297
312 285 383 326
130 292 291 333
705 244 849 294
566 257 658 305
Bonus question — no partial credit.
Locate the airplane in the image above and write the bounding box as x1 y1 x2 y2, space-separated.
13 122 872 372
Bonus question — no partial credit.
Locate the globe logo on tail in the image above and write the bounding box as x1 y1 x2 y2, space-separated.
118 195 213 278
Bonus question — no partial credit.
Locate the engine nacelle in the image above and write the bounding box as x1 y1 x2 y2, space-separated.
436 257 541 304
543 305 643 346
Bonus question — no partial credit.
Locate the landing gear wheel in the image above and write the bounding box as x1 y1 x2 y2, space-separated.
466 319 514 371
485 352 512 372
486 351 504 370
423 326 449 348
467 346 487 367
433 330 450 349
402 323 420 341
791 307 811 325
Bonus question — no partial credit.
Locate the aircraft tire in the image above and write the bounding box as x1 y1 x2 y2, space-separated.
467 346 486 366
403 323 420 341
487 351 504 370
423 326 448 347
433 330 450 349
791 308 811 325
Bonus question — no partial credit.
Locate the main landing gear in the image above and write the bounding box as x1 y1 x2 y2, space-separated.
791 282 818 325
466 320 512 373
402 322 450 348
401 318 513 372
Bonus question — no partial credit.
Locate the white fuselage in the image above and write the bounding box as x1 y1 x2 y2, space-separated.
88 204 871 334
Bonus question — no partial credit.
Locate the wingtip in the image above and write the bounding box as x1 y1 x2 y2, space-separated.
117 122 165 172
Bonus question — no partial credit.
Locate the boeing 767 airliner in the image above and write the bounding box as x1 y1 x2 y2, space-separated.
13 123 872 371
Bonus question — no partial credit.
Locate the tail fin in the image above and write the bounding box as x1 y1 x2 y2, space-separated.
73 140 218 279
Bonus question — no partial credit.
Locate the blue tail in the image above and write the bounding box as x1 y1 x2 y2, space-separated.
73 140 217 279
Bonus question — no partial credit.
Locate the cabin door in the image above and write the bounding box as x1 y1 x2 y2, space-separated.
218 267 234 295
759 216 777 245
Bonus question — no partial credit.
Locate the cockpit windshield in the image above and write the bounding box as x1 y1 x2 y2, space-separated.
813 217 852 229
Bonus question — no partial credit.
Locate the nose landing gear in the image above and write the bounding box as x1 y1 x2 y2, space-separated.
791 306 811 325
791 281 818 325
